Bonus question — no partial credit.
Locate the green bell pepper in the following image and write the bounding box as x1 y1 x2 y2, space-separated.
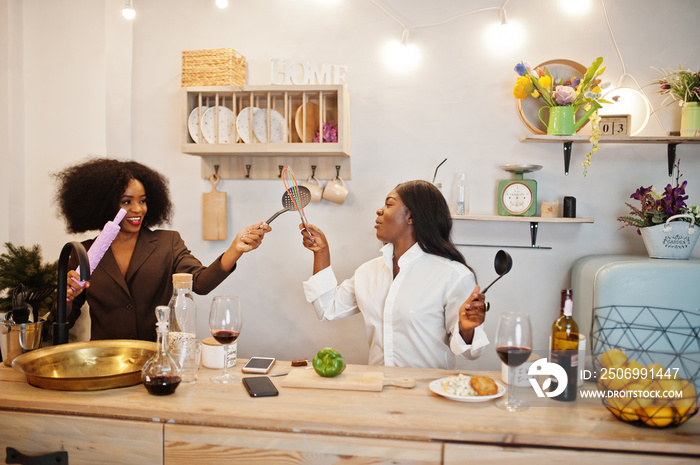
312 347 346 377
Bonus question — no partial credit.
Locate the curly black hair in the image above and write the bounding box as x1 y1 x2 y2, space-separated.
54 157 173 233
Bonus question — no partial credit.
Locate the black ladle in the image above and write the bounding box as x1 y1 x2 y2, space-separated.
481 250 513 294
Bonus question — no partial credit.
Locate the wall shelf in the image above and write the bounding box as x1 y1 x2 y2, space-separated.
520 135 700 176
452 214 594 249
182 85 350 180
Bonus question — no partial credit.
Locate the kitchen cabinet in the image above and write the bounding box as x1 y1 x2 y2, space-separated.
182 85 350 180
165 424 442 465
1 362 698 464
443 443 698 465
452 214 594 249
0 410 162 465
521 135 700 175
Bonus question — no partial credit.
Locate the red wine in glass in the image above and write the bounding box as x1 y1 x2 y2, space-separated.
496 346 532 367
213 330 239 345
495 312 533 412
209 296 242 384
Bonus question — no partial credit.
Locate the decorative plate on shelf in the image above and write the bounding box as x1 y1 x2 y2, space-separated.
236 107 261 144
294 102 320 142
201 106 235 144
253 108 286 143
429 375 506 403
188 106 209 143
516 59 588 135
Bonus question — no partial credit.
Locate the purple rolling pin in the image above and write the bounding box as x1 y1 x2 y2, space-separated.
72 208 127 287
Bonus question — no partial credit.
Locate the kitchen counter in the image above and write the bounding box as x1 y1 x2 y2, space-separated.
1 360 698 464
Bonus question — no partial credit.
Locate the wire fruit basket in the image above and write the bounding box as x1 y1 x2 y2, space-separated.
591 305 699 428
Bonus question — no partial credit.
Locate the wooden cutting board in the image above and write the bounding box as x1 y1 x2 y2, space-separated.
281 368 415 392
203 174 227 241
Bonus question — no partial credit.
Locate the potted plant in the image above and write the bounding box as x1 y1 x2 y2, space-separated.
0 243 57 329
513 57 610 175
657 66 700 137
617 160 700 259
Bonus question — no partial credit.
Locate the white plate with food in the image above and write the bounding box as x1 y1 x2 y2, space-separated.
253 108 286 143
236 106 261 143
188 106 209 143
429 374 506 402
201 106 234 144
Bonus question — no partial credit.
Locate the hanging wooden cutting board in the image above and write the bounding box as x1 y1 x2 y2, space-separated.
203 174 227 241
280 368 415 392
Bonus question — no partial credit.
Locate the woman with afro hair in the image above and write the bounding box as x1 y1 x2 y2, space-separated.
53 157 271 341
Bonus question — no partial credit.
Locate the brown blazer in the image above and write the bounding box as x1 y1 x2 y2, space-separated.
68 228 235 341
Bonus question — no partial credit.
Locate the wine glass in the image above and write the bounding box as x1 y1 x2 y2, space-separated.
495 312 533 412
209 295 242 384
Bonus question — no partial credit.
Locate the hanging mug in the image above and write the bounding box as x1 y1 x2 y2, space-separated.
300 175 323 202
322 176 349 204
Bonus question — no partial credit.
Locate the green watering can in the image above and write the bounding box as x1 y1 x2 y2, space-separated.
539 101 602 136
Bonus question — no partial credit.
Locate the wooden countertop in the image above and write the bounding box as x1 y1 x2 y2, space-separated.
1 361 698 457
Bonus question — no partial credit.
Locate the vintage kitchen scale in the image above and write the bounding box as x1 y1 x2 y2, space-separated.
497 164 541 217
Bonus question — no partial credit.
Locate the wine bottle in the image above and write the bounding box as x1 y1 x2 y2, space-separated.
550 288 579 401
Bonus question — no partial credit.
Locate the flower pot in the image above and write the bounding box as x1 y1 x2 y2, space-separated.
680 101 700 137
640 214 699 259
538 102 601 136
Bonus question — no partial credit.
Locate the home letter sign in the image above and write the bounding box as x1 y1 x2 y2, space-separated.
271 59 347 85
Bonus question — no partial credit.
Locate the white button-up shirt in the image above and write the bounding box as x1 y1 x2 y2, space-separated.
303 243 489 369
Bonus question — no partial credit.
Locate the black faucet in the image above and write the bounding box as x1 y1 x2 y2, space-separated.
54 241 90 345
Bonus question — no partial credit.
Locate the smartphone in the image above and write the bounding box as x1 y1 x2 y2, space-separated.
242 376 279 397
242 357 276 374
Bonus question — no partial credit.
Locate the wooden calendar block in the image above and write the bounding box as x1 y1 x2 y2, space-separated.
600 114 631 136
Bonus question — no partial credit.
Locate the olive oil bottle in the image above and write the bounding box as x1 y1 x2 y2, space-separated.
550 289 579 401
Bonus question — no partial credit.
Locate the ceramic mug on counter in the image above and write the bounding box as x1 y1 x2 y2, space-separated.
322 176 348 204
300 175 323 202
201 337 236 369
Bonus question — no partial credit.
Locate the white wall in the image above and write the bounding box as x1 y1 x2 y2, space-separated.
2 0 699 370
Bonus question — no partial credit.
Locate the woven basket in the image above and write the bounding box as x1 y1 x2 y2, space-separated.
181 48 246 87
640 214 698 260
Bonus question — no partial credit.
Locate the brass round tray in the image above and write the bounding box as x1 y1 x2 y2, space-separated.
12 339 156 391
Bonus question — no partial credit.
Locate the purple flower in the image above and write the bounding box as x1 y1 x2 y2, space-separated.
653 181 689 216
659 80 671 90
631 186 652 200
313 121 338 143
514 61 529 76
553 85 577 105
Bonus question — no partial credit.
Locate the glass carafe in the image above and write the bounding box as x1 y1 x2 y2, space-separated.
142 305 181 395
168 273 197 351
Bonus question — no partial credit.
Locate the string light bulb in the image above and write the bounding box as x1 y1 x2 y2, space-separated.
499 7 509 25
382 37 420 74
484 7 523 53
215 0 229 8
557 0 593 16
122 0 135 20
